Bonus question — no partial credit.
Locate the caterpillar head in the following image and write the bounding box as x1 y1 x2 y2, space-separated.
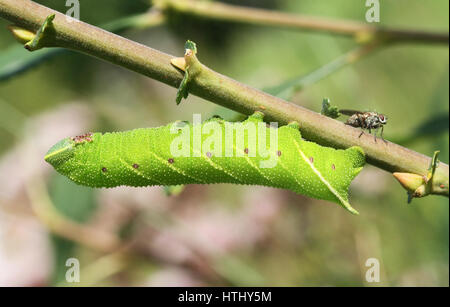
44 138 75 169
45 133 93 169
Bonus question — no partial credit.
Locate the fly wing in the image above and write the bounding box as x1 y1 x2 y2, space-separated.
339 109 364 116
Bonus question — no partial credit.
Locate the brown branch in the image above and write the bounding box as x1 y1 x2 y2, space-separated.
0 0 447 197
155 0 449 45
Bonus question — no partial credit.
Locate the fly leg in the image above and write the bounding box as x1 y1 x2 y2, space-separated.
369 128 377 143
380 126 387 143
356 115 365 138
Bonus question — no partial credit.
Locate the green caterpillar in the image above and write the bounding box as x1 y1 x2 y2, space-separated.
45 113 365 214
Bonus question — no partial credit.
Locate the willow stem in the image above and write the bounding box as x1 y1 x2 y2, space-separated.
155 0 449 44
0 0 447 197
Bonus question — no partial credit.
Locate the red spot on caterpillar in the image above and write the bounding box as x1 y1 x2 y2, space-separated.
309 157 314 163
101 167 107 173
206 152 212 158
332 164 336 170
133 164 139 169
168 158 175 164
244 148 249 154
277 150 282 156
440 184 445 189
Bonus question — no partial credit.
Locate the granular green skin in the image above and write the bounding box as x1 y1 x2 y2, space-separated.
45 115 365 214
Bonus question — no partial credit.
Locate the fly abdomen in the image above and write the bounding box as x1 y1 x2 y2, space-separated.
345 114 363 128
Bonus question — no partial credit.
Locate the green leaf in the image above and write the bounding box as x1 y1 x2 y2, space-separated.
48 174 96 284
176 69 190 105
24 14 56 51
163 185 185 196
264 45 374 100
321 98 341 119
0 12 163 82
0 45 63 82
174 40 199 105
184 40 197 54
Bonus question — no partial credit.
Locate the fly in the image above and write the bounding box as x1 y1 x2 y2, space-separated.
340 110 388 142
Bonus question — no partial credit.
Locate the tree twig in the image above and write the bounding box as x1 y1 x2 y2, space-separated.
0 0 447 197
0 9 165 82
154 0 449 45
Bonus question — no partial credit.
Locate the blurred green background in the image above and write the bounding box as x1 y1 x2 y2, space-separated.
0 0 448 286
